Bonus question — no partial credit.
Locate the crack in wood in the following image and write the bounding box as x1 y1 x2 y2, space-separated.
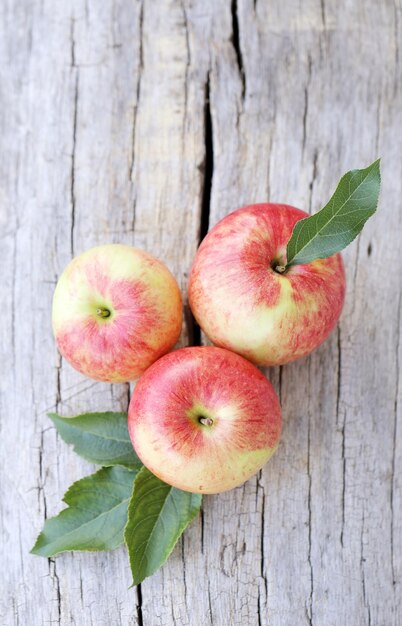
191 71 214 347
360 507 371 625
38 429 48 519
79 568 84 604
207 579 213 625
170 602 178 626
181 0 190 124
257 595 263 626
126 382 131 409
70 17 76 67
130 0 144 192
11 597 20 626
48 557 62 625
320 0 326 28
181 535 189 613
200 506 205 554
393 1 400 96
70 71 78 258
302 54 312 160
350 235 362 320
231 0 245 100
200 72 213 246
390 290 400 586
69 12 78 257
308 149 318 215
337 326 346 549
307 362 314 626
136 583 144 626
257 473 267 623
55 351 62 413
278 365 283 404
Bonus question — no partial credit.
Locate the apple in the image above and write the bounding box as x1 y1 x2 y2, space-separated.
188 203 346 366
52 244 182 382
128 346 282 494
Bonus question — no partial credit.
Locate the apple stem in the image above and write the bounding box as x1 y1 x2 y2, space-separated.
96 307 111 318
199 416 214 427
275 265 287 274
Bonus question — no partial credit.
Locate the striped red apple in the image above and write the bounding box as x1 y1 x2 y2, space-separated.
52 244 182 382
128 346 282 494
188 203 346 366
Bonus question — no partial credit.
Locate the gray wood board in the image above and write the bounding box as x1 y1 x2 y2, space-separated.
0 0 400 624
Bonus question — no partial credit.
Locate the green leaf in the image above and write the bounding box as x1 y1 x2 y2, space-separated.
31 466 137 557
286 159 381 266
124 467 202 585
49 412 142 470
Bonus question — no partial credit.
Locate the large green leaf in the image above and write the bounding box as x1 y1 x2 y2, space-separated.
286 159 381 266
31 466 137 557
124 467 202 585
49 412 141 469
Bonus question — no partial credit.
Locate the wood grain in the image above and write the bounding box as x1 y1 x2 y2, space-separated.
0 0 401 624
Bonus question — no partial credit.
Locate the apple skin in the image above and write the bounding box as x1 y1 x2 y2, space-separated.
188 204 346 366
52 244 182 382
128 346 282 494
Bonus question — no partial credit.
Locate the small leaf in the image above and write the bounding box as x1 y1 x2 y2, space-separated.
49 412 142 469
31 466 137 557
124 467 202 585
286 159 381 266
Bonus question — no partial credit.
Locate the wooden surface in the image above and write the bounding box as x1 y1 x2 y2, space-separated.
1 0 401 624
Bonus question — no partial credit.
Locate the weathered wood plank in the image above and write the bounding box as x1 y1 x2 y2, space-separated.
0 0 401 625
202 1 402 625
0 1 143 624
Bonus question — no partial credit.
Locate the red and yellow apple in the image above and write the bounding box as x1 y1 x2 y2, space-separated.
188 204 346 366
128 346 282 494
52 244 182 382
